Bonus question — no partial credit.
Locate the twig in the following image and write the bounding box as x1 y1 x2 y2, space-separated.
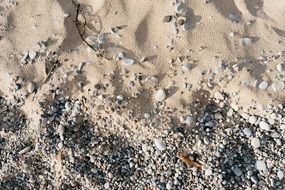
177 152 203 170
43 61 59 84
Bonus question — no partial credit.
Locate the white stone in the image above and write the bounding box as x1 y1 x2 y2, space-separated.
277 170 284 180
259 121 271 131
18 147 31 155
58 142 63 149
256 160 268 173
241 37 253 46
276 63 285 72
214 91 224 100
27 82 36 93
122 58 135 66
280 124 285 130
248 115 257 124
271 81 285 92
205 168 213 176
251 137 261 148
175 2 187 15
243 127 252 137
181 63 193 71
166 181 173 190
28 51 37 60
258 81 268 90
155 88 167 101
154 138 167 151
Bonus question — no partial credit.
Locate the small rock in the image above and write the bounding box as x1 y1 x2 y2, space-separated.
175 2 187 15
154 138 166 151
166 181 173 190
258 81 268 90
256 160 268 174
241 37 253 46
271 81 284 92
276 63 285 72
163 16 172 23
104 182 110 189
182 21 191 31
277 170 284 180
205 168 213 176
243 127 252 137
155 88 167 101
27 82 36 93
122 58 135 66
228 13 237 22
28 51 37 60
58 142 63 150
233 167 242 176
115 52 125 61
181 63 193 71
259 121 271 131
248 115 257 124
18 147 31 155
214 91 224 100
251 137 261 148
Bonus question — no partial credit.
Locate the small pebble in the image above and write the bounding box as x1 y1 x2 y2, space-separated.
181 63 193 71
28 51 37 60
122 58 135 66
155 88 167 101
259 121 271 131
154 139 166 151
258 81 268 90
276 63 285 72
251 137 261 148
27 82 36 93
277 170 284 180
271 81 284 92
248 115 257 124
243 127 252 137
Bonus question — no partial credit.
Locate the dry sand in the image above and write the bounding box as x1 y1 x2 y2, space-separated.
1 0 285 189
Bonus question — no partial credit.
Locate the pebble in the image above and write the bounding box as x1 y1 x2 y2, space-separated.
214 91 224 100
205 168 213 176
28 51 37 60
277 170 284 180
259 121 271 131
163 16 172 23
18 147 31 155
154 139 166 151
175 2 187 15
248 115 257 124
258 81 268 90
271 81 284 92
182 21 191 31
104 182 110 189
276 63 285 72
251 137 261 148
122 58 135 66
166 181 173 190
115 52 125 61
256 160 268 174
27 82 36 93
155 88 167 101
181 63 193 71
243 127 252 137
240 37 253 46
233 167 242 176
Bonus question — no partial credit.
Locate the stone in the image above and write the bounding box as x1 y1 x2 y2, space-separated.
154 139 166 151
228 13 237 22
214 91 224 100
251 137 261 148
27 82 36 93
259 121 271 131
233 167 242 176
205 168 213 176
166 181 173 190
115 52 125 61
277 170 284 180
182 21 191 31
258 81 268 90
18 147 31 155
243 127 252 137
163 16 172 23
181 63 193 71
271 81 284 92
28 51 37 60
241 37 253 46
155 88 167 101
248 115 257 124
122 58 135 66
175 2 187 15
276 63 285 72
256 160 268 174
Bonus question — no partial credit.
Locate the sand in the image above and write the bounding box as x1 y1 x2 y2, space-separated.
1 0 285 188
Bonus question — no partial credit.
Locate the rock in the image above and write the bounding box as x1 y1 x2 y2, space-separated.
277 170 284 180
259 121 271 131
280 124 285 130
166 181 173 190
58 142 63 149
258 81 268 90
163 16 172 23
243 127 252 137
175 2 187 15
271 81 284 92
18 147 31 155
251 137 261 148
248 115 257 124
185 115 193 125
28 51 37 60
104 182 110 189
233 167 242 176
181 63 193 71
276 63 285 72
256 160 268 174
240 37 253 46
182 21 191 31
122 58 135 66
154 138 166 151
27 82 36 93
205 168 213 176
228 13 237 22
155 88 167 101
115 52 125 61
214 91 224 100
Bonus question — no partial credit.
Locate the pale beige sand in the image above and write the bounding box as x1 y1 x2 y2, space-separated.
0 0 285 120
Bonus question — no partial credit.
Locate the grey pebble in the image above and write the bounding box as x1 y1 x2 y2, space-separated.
259 121 271 131
27 82 36 93
251 137 261 148
155 88 167 101
243 127 252 137
154 138 166 151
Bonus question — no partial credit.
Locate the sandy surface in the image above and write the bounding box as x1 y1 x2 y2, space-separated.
1 0 285 189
